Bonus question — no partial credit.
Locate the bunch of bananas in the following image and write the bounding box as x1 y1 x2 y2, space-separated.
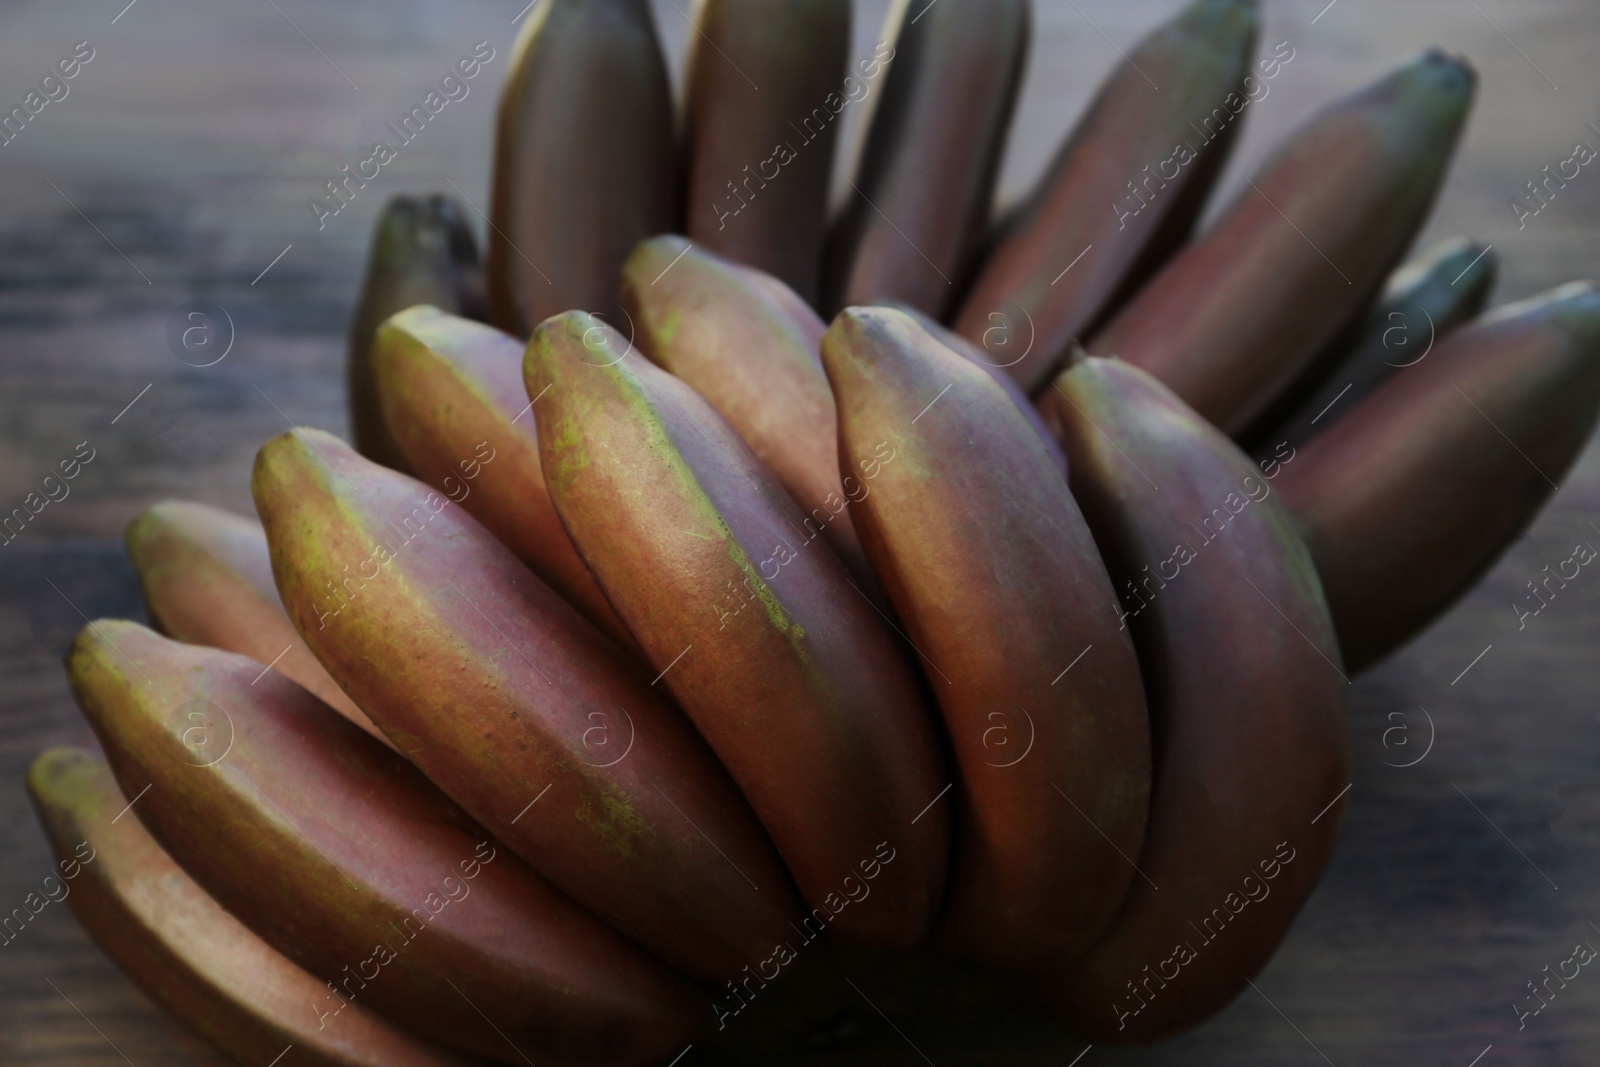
30 0 1600 1063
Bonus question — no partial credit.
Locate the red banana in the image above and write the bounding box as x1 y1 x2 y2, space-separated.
1041 356 1351 1041
821 307 1150 968
878 300 1068 475
527 311 951 950
824 0 1029 317
488 0 674 333
620 236 876 586
681 0 851 303
1092 49 1476 438
66 621 700 1066
370 304 639 652
348 194 485 473
27 747 475 1067
253 428 800 983
1256 236 1496 452
954 0 1260 395
124 499 387 745
1278 281 1600 671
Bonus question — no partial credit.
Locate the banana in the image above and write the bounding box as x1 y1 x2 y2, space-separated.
370 304 639 653
823 0 1029 318
878 300 1068 475
1278 281 1600 672
681 0 850 304
488 0 674 334
125 500 388 746
253 428 799 983
527 312 950 949
1092 49 1476 438
620 236 877 587
66 622 700 1066
26 748 475 1067
820 308 1149 968
1041 355 1351 1041
1255 237 1496 451
953 0 1259 396
348 195 485 473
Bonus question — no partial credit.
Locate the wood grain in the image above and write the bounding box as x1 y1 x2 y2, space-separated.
2 0 1599 1064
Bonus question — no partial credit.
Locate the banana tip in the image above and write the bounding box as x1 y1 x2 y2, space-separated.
1417 46 1477 91
26 746 101 809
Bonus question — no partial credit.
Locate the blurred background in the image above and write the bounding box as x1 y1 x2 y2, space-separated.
1 0 1599 1063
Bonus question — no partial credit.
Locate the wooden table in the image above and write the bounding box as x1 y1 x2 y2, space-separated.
2 0 1599 1063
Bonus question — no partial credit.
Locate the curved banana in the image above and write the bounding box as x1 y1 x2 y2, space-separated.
681 0 851 303
253 428 800 983
822 308 1150 968
879 300 1068 475
1042 355 1351 1041
1256 236 1496 451
488 0 674 333
370 304 639 653
125 500 387 745
621 236 877 588
824 0 1029 317
1092 49 1476 438
66 622 700 1066
954 0 1259 396
27 747 475 1067
527 312 951 950
1278 281 1600 671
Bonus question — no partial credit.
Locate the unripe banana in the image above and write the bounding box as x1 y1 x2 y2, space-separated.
824 0 1030 317
370 304 639 653
348 194 485 474
1278 281 1600 671
821 308 1150 968
527 312 951 950
1042 355 1351 1041
124 500 387 745
488 0 674 333
681 0 850 304
66 622 700 1066
26 748 475 1067
253 428 800 983
1093 49 1476 438
954 0 1259 396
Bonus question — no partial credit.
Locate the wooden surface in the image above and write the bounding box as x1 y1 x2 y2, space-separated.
3 0 1600 1064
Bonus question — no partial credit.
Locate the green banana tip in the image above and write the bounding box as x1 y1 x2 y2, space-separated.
629 232 694 271
26 746 103 810
1173 0 1259 41
1548 280 1600 342
65 618 137 682
385 302 447 332
1401 47 1477 102
375 191 467 230
371 195 434 247
525 308 636 389
251 427 351 507
372 303 448 364
621 235 700 301
1479 280 1600 342
370 192 476 263
825 304 908 355
123 502 166 551
1194 0 1260 23
1329 47 1475 144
